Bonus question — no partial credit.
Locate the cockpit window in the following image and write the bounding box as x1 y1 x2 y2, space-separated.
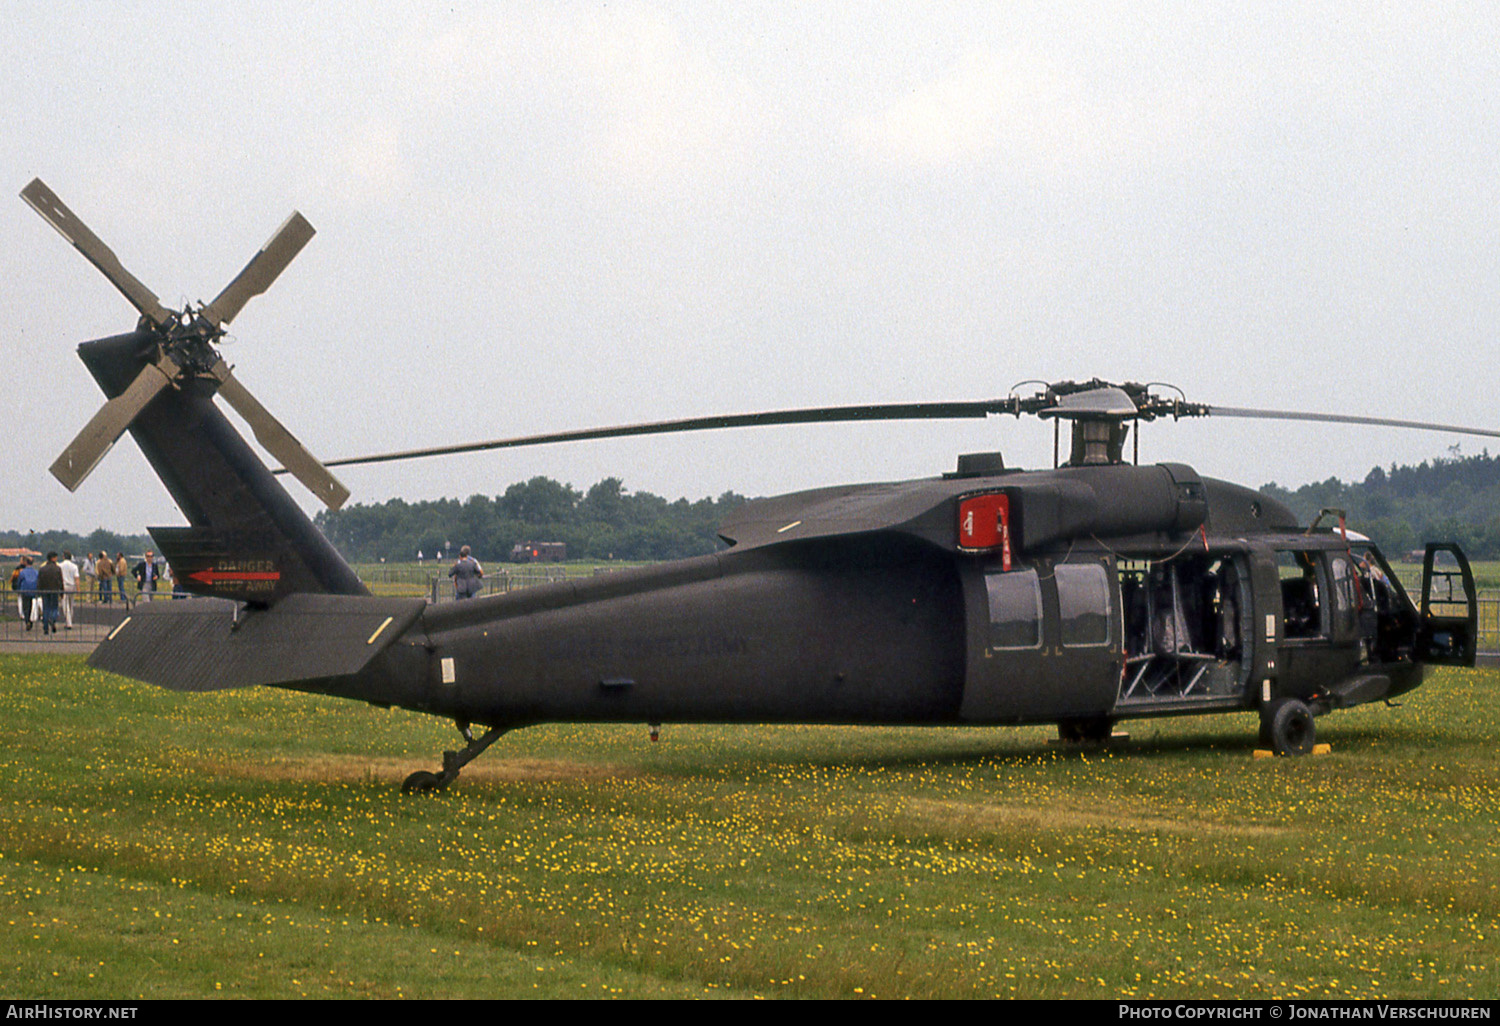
1276 549 1325 639
1329 555 1356 609
1326 554 1363 642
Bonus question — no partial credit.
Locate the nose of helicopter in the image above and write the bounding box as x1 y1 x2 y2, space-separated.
1382 663 1426 701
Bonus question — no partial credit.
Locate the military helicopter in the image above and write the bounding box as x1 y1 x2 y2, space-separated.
20 179 1487 792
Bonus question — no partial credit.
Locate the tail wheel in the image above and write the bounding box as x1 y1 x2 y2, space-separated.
1260 698 1316 756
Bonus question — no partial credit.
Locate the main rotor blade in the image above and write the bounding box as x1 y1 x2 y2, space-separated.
21 178 173 330
298 400 1013 472
210 361 350 509
50 354 179 491
199 212 315 328
1206 406 1500 440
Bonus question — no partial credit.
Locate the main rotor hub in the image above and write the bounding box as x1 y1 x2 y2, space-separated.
1024 382 1135 466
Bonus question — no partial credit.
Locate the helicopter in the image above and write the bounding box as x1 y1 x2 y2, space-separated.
19 178 1487 792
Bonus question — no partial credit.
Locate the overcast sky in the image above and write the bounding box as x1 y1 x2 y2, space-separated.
4 2 1499 536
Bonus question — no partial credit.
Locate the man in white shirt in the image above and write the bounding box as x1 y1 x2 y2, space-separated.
59 551 79 630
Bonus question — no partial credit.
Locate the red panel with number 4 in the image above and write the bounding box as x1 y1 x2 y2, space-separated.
957 493 1011 569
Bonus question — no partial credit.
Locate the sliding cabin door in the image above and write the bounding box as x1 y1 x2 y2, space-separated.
960 557 1121 723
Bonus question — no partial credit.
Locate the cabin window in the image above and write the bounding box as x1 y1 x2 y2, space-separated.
985 570 1042 649
1056 563 1111 647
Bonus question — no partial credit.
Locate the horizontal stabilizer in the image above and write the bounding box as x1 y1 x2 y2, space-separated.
88 594 425 692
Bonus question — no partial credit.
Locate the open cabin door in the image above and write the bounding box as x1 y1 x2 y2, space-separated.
1115 551 1253 712
1417 543 1477 667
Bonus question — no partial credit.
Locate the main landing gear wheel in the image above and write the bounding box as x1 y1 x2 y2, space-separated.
401 720 510 794
401 770 446 794
1259 698 1316 756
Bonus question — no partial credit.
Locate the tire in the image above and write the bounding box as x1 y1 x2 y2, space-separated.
1261 698 1315 756
401 770 446 794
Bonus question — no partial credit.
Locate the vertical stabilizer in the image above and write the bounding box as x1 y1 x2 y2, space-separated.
80 332 366 604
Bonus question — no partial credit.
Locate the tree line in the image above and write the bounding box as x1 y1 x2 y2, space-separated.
1262 450 1500 559
313 476 749 563
0 527 151 559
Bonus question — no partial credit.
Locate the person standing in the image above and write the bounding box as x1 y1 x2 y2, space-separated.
133 550 158 599
113 552 129 603
16 556 39 630
96 552 115 604
37 553 63 636
59 551 78 630
448 545 484 600
10 556 24 618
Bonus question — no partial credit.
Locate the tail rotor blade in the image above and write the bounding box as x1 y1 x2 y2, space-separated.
199 212 315 328
210 361 349 509
20 178 173 330
50 356 179 491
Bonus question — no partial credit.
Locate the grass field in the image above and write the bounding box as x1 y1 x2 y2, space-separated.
0 655 1496 1000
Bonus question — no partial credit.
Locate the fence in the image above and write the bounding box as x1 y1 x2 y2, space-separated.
0 585 145 646
1476 598 1500 657
424 564 627 603
0 566 627 646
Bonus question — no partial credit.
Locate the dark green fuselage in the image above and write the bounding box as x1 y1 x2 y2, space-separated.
79 329 1454 738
